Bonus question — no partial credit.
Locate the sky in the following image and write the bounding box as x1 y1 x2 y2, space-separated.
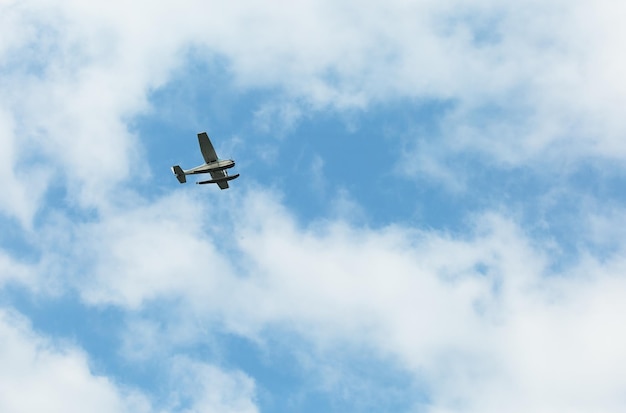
1 0 626 412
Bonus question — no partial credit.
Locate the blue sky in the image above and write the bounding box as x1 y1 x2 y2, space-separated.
2 1 626 412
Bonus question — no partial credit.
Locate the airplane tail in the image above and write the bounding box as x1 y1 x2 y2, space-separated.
171 165 186 183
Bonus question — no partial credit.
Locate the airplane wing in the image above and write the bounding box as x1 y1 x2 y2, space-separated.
210 170 230 189
197 132 219 164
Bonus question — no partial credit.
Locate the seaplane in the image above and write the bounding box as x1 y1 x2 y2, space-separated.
171 132 239 189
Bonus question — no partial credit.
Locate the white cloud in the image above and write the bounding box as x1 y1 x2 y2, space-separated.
2 0 626 227
63 191 238 309
0 309 151 413
0 307 260 413
169 0 626 165
0 249 36 289
169 357 258 413
0 109 50 226
48 188 626 412
3 0 626 411
328 188 367 223
228 197 626 412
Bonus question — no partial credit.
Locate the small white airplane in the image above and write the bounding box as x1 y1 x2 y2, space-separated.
171 132 239 189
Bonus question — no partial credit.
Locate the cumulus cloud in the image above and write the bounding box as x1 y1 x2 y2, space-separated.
171 0 626 164
0 308 260 413
41 187 626 412
0 109 49 226
169 357 259 413
2 0 626 226
0 309 151 413
53 191 237 309
0 250 36 289
219 196 626 412
3 0 626 411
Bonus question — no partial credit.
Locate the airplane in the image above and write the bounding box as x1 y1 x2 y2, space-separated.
171 132 239 189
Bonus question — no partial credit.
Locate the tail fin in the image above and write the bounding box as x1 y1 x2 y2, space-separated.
171 165 186 183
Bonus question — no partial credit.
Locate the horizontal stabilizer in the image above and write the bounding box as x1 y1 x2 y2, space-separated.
171 165 186 183
196 174 240 185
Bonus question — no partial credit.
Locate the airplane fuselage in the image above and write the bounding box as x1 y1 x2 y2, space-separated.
184 159 235 175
